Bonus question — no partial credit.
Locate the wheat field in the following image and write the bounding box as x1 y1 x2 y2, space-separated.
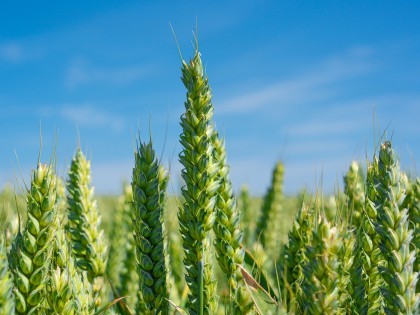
0 47 419 315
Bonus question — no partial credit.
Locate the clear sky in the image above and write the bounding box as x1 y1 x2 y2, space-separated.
1 1 419 195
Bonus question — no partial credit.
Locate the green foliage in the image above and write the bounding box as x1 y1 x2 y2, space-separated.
178 51 220 315
9 163 57 314
131 140 169 314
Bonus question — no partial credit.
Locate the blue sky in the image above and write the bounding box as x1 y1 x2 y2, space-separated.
1 1 419 195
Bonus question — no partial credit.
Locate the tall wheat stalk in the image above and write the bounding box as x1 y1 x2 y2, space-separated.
178 50 220 315
212 131 253 313
66 149 108 309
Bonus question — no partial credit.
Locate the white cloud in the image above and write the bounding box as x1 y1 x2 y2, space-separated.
65 59 150 88
218 46 374 114
59 104 125 131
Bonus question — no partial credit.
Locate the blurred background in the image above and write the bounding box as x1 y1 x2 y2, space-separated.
1 1 419 195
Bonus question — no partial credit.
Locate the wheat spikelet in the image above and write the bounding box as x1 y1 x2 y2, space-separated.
402 175 420 294
47 221 90 315
211 131 253 313
337 225 356 312
0 236 14 315
256 161 284 259
300 216 342 315
9 163 57 314
344 161 365 228
178 50 219 315
66 149 108 309
351 157 386 314
282 203 314 312
131 140 169 314
373 141 418 313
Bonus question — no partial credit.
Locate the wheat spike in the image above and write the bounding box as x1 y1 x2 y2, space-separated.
9 163 57 314
132 140 169 314
66 149 108 309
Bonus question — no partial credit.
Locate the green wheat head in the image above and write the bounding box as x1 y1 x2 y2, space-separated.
131 140 169 314
352 157 385 314
374 141 418 313
256 161 284 259
402 175 420 293
344 161 365 228
66 149 108 309
212 131 253 313
337 225 356 312
0 235 14 315
178 50 220 315
300 216 342 315
282 202 314 312
9 163 57 314
47 221 90 315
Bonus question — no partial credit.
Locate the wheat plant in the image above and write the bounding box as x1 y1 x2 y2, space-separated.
178 50 220 315
131 140 169 314
9 163 57 314
47 221 90 314
256 161 285 260
343 161 365 228
212 131 253 313
374 141 418 313
300 216 342 315
66 149 108 309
